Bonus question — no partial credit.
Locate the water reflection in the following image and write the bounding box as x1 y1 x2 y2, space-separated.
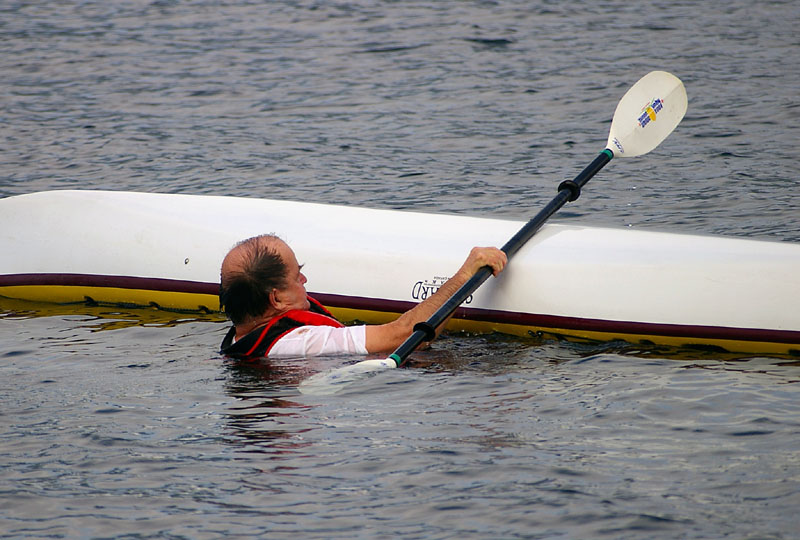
222 360 317 460
0 296 225 331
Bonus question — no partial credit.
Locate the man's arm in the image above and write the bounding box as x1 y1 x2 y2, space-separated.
364 246 507 353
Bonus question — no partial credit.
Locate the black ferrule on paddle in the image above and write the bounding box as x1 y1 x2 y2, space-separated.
390 149 613 368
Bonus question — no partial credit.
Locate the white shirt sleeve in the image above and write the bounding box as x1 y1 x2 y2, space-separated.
267 325 368 358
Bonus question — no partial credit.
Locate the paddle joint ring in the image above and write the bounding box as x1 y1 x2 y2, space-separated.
558 180 581 202
413 322 437 342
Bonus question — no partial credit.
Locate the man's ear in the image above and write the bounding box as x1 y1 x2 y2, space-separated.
268 288 285 311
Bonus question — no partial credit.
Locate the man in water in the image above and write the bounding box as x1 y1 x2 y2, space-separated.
219 234 507 359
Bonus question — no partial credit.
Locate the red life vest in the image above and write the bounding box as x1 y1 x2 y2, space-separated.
220 296 343 360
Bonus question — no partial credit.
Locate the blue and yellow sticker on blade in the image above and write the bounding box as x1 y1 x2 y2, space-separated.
637 97 664 128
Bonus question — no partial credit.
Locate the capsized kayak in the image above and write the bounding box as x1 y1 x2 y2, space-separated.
1 190 799 356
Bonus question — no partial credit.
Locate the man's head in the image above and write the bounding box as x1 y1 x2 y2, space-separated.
219 235 309 326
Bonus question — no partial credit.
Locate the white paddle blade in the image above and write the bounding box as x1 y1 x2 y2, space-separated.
298 358 397 395
606 71 688 158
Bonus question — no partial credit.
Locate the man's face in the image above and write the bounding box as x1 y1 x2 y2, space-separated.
273 239 310 312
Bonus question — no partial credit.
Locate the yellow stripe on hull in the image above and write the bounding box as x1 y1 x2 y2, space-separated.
0 285 220 313
327 309 800 357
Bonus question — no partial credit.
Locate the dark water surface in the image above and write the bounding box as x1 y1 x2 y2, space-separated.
2 1 799 538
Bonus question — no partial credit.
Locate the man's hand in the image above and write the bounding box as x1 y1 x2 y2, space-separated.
458 246 508 278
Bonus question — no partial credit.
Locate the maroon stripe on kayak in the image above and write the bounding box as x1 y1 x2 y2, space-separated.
0 273 218 295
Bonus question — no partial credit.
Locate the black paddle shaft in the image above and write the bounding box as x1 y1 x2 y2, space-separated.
391 150 613 367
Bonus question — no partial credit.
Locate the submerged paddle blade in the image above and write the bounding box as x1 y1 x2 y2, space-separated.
606 71 688 158
298 358 397 395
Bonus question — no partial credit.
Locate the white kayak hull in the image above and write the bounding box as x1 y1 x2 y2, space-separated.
1 190 799 356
